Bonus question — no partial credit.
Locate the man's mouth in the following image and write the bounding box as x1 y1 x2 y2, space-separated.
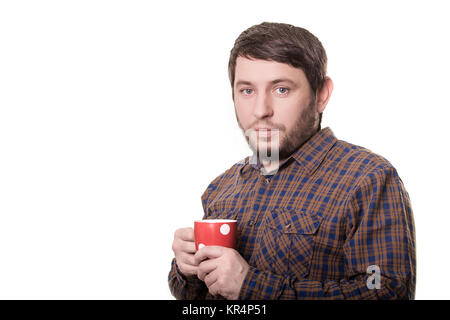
254 128 280 138
256 129 272 137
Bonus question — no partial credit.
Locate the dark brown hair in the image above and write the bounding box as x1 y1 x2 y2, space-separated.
228 22 328 95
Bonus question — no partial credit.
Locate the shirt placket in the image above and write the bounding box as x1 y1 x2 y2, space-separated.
248 172 273 228
242 171 275 266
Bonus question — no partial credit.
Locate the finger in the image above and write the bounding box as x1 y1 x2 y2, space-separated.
177 261 198 277
194 246 225 265
179 252 198 266
198 258 218 275
175 227 195 241
197 259 218 281
204 270 219 288
172 237 196 254
181 240 196 254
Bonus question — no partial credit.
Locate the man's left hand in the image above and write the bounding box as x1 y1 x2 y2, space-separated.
194 246 249 300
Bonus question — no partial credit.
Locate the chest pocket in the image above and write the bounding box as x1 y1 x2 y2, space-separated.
254 208 322 278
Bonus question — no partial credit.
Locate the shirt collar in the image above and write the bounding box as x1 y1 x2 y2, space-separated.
248 153 291 176
239 127 338 177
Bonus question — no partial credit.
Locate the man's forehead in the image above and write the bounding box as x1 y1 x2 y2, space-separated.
235 56 292 70
234 57 306 86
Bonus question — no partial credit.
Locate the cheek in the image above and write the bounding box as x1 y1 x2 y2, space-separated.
234 103 253 128
281 113 298 131
279 98 306 128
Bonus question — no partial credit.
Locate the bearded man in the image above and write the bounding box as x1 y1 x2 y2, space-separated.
169 22 416 300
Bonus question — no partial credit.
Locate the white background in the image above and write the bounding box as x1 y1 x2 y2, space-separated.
0 0 449 299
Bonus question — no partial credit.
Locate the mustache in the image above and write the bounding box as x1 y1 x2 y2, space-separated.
247 121 285 131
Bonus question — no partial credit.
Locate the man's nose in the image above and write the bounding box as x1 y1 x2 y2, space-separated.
253 92 273 119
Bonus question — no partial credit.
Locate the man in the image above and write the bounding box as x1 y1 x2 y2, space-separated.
168 22 416 300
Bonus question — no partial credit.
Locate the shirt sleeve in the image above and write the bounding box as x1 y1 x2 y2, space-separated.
168 258 208 300
168 173 226 299
238 166 416 300
200 172 226 215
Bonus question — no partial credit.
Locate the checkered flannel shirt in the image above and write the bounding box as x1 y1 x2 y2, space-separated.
168 127 416 299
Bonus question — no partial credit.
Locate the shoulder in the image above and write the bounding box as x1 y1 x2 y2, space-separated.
201 156 248 197
331 138 396 174
327 139 404 193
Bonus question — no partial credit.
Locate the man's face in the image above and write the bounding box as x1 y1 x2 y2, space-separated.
233 56 320 161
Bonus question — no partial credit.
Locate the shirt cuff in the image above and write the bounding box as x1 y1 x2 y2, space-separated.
172 259 203 287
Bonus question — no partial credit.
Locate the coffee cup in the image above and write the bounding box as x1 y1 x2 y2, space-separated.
194 219 237 251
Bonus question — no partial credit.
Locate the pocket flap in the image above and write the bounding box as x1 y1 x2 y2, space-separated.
206 209 238 221
265 208 322 235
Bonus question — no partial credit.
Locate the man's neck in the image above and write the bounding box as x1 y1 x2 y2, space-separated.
259 157 289 176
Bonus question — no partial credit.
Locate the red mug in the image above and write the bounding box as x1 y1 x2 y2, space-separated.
194 219 237 250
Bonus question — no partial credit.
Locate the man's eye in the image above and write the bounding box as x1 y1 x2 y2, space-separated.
241 88 253 95
275 87 289 95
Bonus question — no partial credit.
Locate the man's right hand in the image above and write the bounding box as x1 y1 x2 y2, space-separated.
172 227 198 277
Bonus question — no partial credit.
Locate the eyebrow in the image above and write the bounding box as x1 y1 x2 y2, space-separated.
235 78 297 87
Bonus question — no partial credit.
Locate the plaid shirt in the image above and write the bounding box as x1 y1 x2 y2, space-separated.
168 127 416 299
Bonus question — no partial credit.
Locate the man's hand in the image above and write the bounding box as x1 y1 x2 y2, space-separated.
194 246 249 300
171 228 198 277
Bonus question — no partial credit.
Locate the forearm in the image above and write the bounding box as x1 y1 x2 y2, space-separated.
168 258 208 300
238 266 411 300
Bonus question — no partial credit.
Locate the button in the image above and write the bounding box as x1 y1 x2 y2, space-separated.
248 220 255 226
264 177 270 184
285 223 293 232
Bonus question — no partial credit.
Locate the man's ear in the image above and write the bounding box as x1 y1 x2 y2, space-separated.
316 77 334 113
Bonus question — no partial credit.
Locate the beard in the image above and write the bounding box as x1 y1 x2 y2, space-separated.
236 94 321 162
